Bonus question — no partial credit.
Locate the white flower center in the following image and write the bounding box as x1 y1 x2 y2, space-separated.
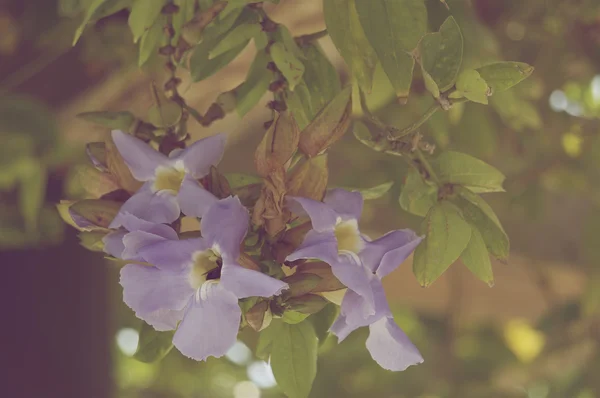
188 249 220 289
334 218 363 254
153 165 186 193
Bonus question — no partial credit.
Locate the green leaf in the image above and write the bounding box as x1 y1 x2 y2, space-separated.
256 319 283 360
419 16 463 92
412 201 472 286
460 225 494 286
236 51 272 117
453 187 509 259
345 181 394 200
432 151 505 193
324 0 378 92
73 0 132 45
59 0 95 16
270 321 318 398
138 15 165 66
286 294 329 315
225 173 262 189
77 111 136 130
277 25 305 61
299 43 341 120
69 199 122 229
399 169 438 217
133 322 175 363
282 311 310 324
355 0 424 100
455 69 489 104
271 42 305 91
307 303 339 344
286 83 313 130
128 0 164 43
172 0 196 41
476 62 534 93
209 23 261 59
422 66 440 99
283 273 323 297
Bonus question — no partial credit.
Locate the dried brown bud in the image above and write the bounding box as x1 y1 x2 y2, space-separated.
286 154 328 201
254 111 300 177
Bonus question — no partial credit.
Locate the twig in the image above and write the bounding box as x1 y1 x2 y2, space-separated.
295 29 328 47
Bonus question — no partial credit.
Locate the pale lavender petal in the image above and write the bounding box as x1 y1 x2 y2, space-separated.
122 231 170 260
111 130 169 181
330 313 360 342
175 133 226 178
109 183 180 228
324 188 363 221
329 252 375 316
173 282 240 361
137 238 209 272
120 264 195 318
359 229 422 277
220 261 288 299
143 308 185 331
341 277 392 328
366 317 424 371
103 231 126 258
118 211 178 239
288 197 337 231
200 196 248 258
285 229 338 265
178 176 218 218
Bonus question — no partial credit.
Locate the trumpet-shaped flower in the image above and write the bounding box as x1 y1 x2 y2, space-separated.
109 130 224 227
117 196 288 360
285 188 423 370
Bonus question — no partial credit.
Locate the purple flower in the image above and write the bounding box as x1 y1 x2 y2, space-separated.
116 196 288 361
109 130 224 227
285 188 424 371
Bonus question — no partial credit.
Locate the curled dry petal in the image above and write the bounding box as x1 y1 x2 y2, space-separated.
254 111 300 177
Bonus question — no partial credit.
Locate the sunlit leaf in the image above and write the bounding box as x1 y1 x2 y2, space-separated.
412 201 472 286
235 51 273 117
73 0 132 45
270 321 318 398
225 173 262 189
271 42 305 91
355 0 425 100
476 61 534 93
460 225 494 286
209 23 261 59
128 0 164 43
432 151 505 193
307 303 339 344
138 15 166 66
399 169 438 217
455 69 489 105
324 0 378 92
419 16 463 92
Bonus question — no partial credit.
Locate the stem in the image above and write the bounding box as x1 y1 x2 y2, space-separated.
415 147 440 183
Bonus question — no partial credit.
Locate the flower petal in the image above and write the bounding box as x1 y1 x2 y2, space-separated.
285 229 338 265
111 130 169 181
137 238 209 272
118 211 178 239
178 176 218 218
288 197 338 232
173 282 240 361
220 261 288 299
175 133 226 178
329 252 375 316
324 188 363 221
122 231 170 260
330 313 359 342
341 277 391 328
120 264 195 319
366 317 423 371
109 183 180 228
201 196 248 258
103 230 126 258
359 229 422 277
143 308 185 332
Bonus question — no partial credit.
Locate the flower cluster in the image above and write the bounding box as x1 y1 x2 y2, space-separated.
63 127 424 371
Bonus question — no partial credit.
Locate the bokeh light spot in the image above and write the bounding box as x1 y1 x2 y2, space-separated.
116 328 139 357
247 361 277 389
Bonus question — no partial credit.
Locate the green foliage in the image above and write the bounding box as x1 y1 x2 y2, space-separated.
77 111 136 130
476 62 535 93
413 201 472 286
134 322 175 363
432 151 505 193
419 16 463 92
270 321 318 398
399 169 437 217
271 42 305 91
460 226 494 286
235 51 272 117
128 0 164 43
453 69 490 105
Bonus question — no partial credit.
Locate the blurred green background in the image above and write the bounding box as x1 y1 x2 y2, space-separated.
2 0 600 397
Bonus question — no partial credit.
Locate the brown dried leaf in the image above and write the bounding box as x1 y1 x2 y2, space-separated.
245 301 273 332
254 111 300 177
105 134 143 194
286 154 328 200
298 86 352 157
296 261 346 292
